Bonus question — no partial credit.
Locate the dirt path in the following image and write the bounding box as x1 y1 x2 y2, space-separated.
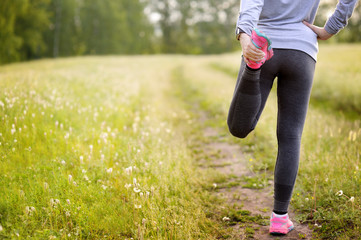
200 123 314 239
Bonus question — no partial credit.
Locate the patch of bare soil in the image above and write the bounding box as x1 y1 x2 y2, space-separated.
201 126 314 240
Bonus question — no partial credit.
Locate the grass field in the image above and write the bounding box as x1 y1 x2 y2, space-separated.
0 45 360 239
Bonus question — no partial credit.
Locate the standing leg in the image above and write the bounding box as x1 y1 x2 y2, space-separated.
272 50 316 214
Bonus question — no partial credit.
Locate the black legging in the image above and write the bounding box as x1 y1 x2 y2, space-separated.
227 49 316 213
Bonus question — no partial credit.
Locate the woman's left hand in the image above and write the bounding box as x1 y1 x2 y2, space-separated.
303 21 334 40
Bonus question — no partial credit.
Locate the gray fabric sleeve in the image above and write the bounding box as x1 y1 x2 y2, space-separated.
236 0 264 36
324 0 359 35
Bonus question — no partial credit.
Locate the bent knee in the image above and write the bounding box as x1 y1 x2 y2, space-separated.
228 124 252 139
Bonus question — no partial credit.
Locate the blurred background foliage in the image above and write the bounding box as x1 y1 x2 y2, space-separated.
0 0 360 64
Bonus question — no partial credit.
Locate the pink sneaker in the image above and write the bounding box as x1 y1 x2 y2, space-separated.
269 212 294 235
247 28 274 69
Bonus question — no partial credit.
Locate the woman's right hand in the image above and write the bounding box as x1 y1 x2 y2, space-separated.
239 33 265 64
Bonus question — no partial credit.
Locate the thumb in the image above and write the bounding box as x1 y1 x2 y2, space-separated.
303 21 317 32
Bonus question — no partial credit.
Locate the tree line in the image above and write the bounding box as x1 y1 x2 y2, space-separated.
0 0 360 64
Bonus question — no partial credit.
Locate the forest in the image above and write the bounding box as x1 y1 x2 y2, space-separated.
1 0 360 64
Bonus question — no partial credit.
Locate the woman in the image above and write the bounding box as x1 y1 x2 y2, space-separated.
227 0 358 235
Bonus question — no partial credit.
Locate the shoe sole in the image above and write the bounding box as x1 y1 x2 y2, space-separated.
270 226 294 235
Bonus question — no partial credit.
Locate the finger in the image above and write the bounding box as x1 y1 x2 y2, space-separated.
303 21 317 33
246 50 264 61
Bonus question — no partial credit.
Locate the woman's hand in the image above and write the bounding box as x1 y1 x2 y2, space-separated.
239 33 265 64
303 21 334 40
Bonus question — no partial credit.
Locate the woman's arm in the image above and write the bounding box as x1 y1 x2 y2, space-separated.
236 0 265 63
304 0 359 40
236 0 264 36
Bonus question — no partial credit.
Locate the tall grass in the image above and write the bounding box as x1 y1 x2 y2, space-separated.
0 57 221 239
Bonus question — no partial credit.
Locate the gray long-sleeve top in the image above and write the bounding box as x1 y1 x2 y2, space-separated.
236 0 359 60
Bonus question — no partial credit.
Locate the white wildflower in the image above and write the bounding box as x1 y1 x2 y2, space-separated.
336 190 343 196
82 169 87 173
61 160 66 165
44 182 49 190
66 199 71 204
101 185 108 190
125 166 132 175
83 175 89 181
68 175 73 183
350 196 355 202
106 168 113 174
134 204 142 209
222 217 230 221
213 183 217 188
133 188 141 193
0 224 3 231
124 183 132 189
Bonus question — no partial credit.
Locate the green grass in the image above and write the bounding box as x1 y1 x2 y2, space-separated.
0 57 226 239
0 44 360 239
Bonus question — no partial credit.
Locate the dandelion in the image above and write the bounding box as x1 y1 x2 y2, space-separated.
336 190 343 196
134 204 142 209
222 217 230 221
64 133 70 139
125 166 132 175
106 168 113 174
50 199 61 208
25 206 30 214
350 197 355 202
65 211 71 217
68 175 73 183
